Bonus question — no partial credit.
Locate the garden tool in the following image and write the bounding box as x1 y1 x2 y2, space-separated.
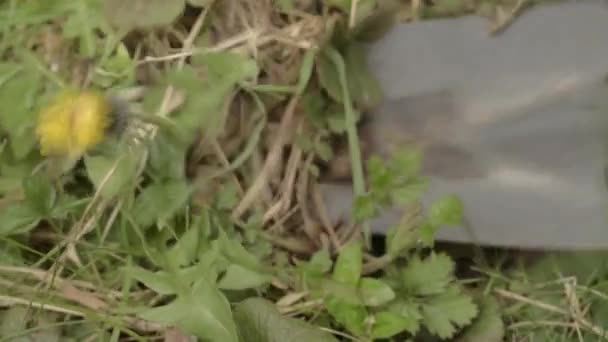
319 0 608 249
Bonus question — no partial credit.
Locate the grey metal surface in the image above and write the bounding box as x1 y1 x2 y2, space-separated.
319 0 608 249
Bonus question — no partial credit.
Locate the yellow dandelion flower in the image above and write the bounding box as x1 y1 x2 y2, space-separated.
36 89 112 157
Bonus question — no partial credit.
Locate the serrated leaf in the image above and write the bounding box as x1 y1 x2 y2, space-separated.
104 0 186 31
218 264 272 291
429 195 464 227
353 193 377 222
325 295 367 336
390 147 423 179
391 178 428 205
401 252 455 296
371 311 418 339
139 276 239 342
386 215 418 258
387 299 422 334
22 174 56 216
422 286 478 339
132 179 192 228
456 296 504 342
333 240 362 286
359 277 395 307
85 148 138 200
234 297 339 342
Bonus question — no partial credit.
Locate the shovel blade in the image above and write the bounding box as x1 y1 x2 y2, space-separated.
319 0 608 249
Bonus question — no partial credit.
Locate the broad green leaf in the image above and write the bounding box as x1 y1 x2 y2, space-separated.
429 195 464 227
125 266 180 295
218 230 264 272
193 52 258 84
401 252 455 296
132 179 192 228
166 227 201 267
22 174 56 216
320 279 363 306
422 285 478 339
234 297 339 342
103 0 186 31
332 240 362 286
371 311 418 339
325 295 367 336
343 42 383 110
358 277 395 307
0 203 40 237
218 264 272 291
315 50 343 103
139 276 239 342
85 148 138 200
148 132 187 180
456 296 504 342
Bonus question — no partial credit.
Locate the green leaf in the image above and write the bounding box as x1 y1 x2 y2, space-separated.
456 296 504 342
296 49 316 95
353 193 377 222
390 147 423 179
350 0 400 42
218 230 264 272
148 132 187 180
316 50 343 104
62 0 107 58
386 216 418 258
139 276 239 342
104 0 186 31
371 311 418 339
218 264 272 291
429 195 464 227
358 277 395 307
320 279 363 306
125 266 178 295
85 148 138 200
132 179 192 228
325 296 367 336
343 42 383 110
333 240 362 286
401 252 455 296
421 285 478 339
387 299 422 334
234 297 339 342
0 203 40 237
391 178 428 205
22 174 56 216
166 227 201 267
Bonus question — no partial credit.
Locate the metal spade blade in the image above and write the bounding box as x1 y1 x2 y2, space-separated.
319 0 608 249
